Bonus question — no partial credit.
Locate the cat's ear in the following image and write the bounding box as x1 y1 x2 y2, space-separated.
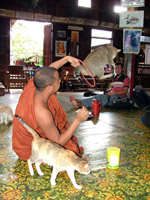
83 154 89 161
117 48 121 53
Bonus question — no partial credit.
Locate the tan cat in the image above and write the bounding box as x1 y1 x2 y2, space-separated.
0 105 13 124
74 44 121 81
15 115 90 190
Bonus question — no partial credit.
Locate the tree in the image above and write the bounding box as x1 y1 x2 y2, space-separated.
10 20 50 66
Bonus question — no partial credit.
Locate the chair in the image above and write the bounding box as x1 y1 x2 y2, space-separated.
6 65 29 91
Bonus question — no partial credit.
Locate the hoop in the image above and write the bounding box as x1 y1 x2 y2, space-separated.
78 59 96 88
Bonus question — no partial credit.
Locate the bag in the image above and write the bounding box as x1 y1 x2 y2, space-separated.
141 106 150 128
133 85 150 107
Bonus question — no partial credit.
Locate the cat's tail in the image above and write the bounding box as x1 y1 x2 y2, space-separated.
15 115 39 138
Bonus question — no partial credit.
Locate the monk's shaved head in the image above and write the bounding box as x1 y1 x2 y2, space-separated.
34 67 58 91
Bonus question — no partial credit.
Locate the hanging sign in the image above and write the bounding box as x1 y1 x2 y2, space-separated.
121 0 145 7
119 11 144 28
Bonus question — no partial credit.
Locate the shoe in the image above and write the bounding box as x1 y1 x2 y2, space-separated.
84 91 97 97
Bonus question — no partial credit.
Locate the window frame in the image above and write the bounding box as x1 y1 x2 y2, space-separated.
91 29 113 49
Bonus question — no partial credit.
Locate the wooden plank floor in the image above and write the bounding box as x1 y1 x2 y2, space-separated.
0 90 150 199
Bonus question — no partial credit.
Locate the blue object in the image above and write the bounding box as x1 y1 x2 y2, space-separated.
141 116 145 123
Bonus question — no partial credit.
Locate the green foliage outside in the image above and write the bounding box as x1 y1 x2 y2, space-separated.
10 20 50 67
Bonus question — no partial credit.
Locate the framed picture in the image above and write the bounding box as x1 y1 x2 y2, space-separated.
123 29 141 54
119 11 144 28
71 31 79 43
57 31 66 38
55 40 67 57
121 0 145 7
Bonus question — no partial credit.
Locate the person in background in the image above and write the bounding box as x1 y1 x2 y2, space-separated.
70 63 130 109
12 56 89 161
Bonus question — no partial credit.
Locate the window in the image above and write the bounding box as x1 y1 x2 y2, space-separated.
10 20 50 66
78 0 91 8
91 29 113 48
114 6 127 13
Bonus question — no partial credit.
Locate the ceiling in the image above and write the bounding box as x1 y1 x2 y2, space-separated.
0 0 150 33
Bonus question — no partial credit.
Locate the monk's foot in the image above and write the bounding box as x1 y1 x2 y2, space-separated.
70 96 82 109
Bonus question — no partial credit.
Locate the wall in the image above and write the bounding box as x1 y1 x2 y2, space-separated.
113 29 123 50
0 18 10 86
52 23 91 63
52 23 123 63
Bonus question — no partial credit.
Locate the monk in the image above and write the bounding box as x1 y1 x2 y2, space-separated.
12 56 89 161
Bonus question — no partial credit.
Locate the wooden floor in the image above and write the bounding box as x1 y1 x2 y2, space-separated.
0 90 150 199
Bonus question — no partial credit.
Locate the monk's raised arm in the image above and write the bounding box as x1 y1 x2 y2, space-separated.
49 56 80 70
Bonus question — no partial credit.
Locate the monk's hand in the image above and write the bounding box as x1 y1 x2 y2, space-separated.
76 106 89 122
67 56 80 67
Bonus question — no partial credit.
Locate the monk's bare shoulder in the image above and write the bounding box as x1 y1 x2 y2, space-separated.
34 95 60 140
34 97 53 127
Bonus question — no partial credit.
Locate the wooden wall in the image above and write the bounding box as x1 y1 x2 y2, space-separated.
52 23 91 62
0 15 123 88
0 18 10 86
52 23 123 63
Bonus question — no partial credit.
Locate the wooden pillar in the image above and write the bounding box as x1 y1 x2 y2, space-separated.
130 55 136 97
127 7 137 98
43 24 52 66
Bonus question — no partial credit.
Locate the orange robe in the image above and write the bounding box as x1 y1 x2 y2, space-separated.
12 79 81 160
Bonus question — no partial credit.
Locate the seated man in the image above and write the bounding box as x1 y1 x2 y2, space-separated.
70 63 130 109
12 56 89 161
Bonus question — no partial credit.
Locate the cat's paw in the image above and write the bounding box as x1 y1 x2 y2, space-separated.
51 180 56 186
38 171 44 176
30 171 34 176
74 184 82 190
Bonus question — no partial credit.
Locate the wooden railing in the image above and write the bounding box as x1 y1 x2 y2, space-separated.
5 65 29 91
59 66 113 92
135 63 150 88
